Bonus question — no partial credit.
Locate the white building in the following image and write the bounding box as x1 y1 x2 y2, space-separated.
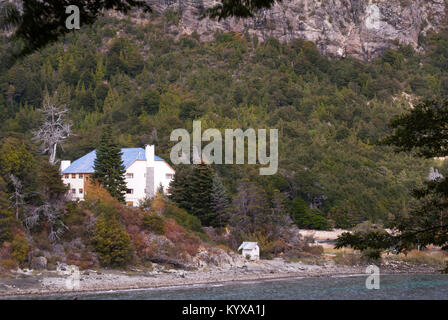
60 145 175 207
238 242 260 261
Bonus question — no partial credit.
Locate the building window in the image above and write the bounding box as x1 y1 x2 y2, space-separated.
127 189 134 194
71 189 76 194
71 174 76 179
126 173 134 179
166 173 174 179
126 201 134 207
79 174 83 179
79 188 83 194
85 176 89 181
64 174 69 179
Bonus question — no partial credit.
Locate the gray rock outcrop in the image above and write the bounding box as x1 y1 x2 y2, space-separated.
147 0 447 60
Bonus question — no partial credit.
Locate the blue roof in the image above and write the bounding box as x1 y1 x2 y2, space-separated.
62 148 164 174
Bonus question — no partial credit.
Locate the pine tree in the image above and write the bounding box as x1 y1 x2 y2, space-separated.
189 163 215 226
169 165 193 211
211 173 230 227
289 196 309 227
92 127 127 203
93 214 134 267
169 163 217 226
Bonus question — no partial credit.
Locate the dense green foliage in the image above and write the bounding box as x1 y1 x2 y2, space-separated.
93 213 134 267
289 197 330 230
142 213 165 235
1 11 447 229
337 99 448 272
210 173 231 227
0 177 13 243
170 163 219 227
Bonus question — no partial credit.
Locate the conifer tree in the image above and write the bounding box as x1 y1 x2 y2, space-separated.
92 127 127 203
211 173 230 227
169 165 192 211
169 163 217 226
93 214 134 267
189 163 215 226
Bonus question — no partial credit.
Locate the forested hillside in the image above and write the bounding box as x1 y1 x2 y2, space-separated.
1 9 448 228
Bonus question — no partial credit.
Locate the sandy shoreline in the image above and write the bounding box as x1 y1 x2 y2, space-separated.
0 258 439 298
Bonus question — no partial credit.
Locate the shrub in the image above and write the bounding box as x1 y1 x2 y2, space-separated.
289 198 331 230
246 231 285 259
93 215 134 267
0 258 18 270
67 250 99 270
164 202 208 240
303 244 324 256
333 251 363 266
164 219 185 243
142 214 165 235
11 234 29 265
392 249 448 267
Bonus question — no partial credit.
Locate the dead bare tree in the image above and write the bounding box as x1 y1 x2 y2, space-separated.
9 170 68 242
9 174 25 219
33 91 72 164
24 197 68 242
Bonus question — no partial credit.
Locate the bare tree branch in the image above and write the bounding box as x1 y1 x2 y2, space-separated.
9 174 25 219
33 91 72 164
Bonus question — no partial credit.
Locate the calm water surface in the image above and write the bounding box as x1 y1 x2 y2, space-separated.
7 273 448 300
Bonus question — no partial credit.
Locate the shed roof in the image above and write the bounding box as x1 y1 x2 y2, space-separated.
62 148 164 174
238 242 259 251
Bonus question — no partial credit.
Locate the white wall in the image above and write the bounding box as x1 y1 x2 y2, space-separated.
242 247 260 261
154 160 175 194
62 173 86 201
124 160 147 205
124 159 175 206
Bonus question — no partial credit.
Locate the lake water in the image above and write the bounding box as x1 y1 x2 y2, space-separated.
8 273 448 300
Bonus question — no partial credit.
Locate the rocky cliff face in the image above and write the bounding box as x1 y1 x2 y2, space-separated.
148 0 447 60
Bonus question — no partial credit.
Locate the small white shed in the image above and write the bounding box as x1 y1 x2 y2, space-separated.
238 242 260 261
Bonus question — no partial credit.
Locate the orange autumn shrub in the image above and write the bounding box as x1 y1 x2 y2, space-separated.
85 182 120 207
0 242 18 270
0 258 18 270
11 234 29 265
151 193 166 216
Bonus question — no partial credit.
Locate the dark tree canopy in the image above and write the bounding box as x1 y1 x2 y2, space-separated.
203 0 279 20
1 0 151 55
169 163 217 227
380 99 448 158
0 0 279 56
